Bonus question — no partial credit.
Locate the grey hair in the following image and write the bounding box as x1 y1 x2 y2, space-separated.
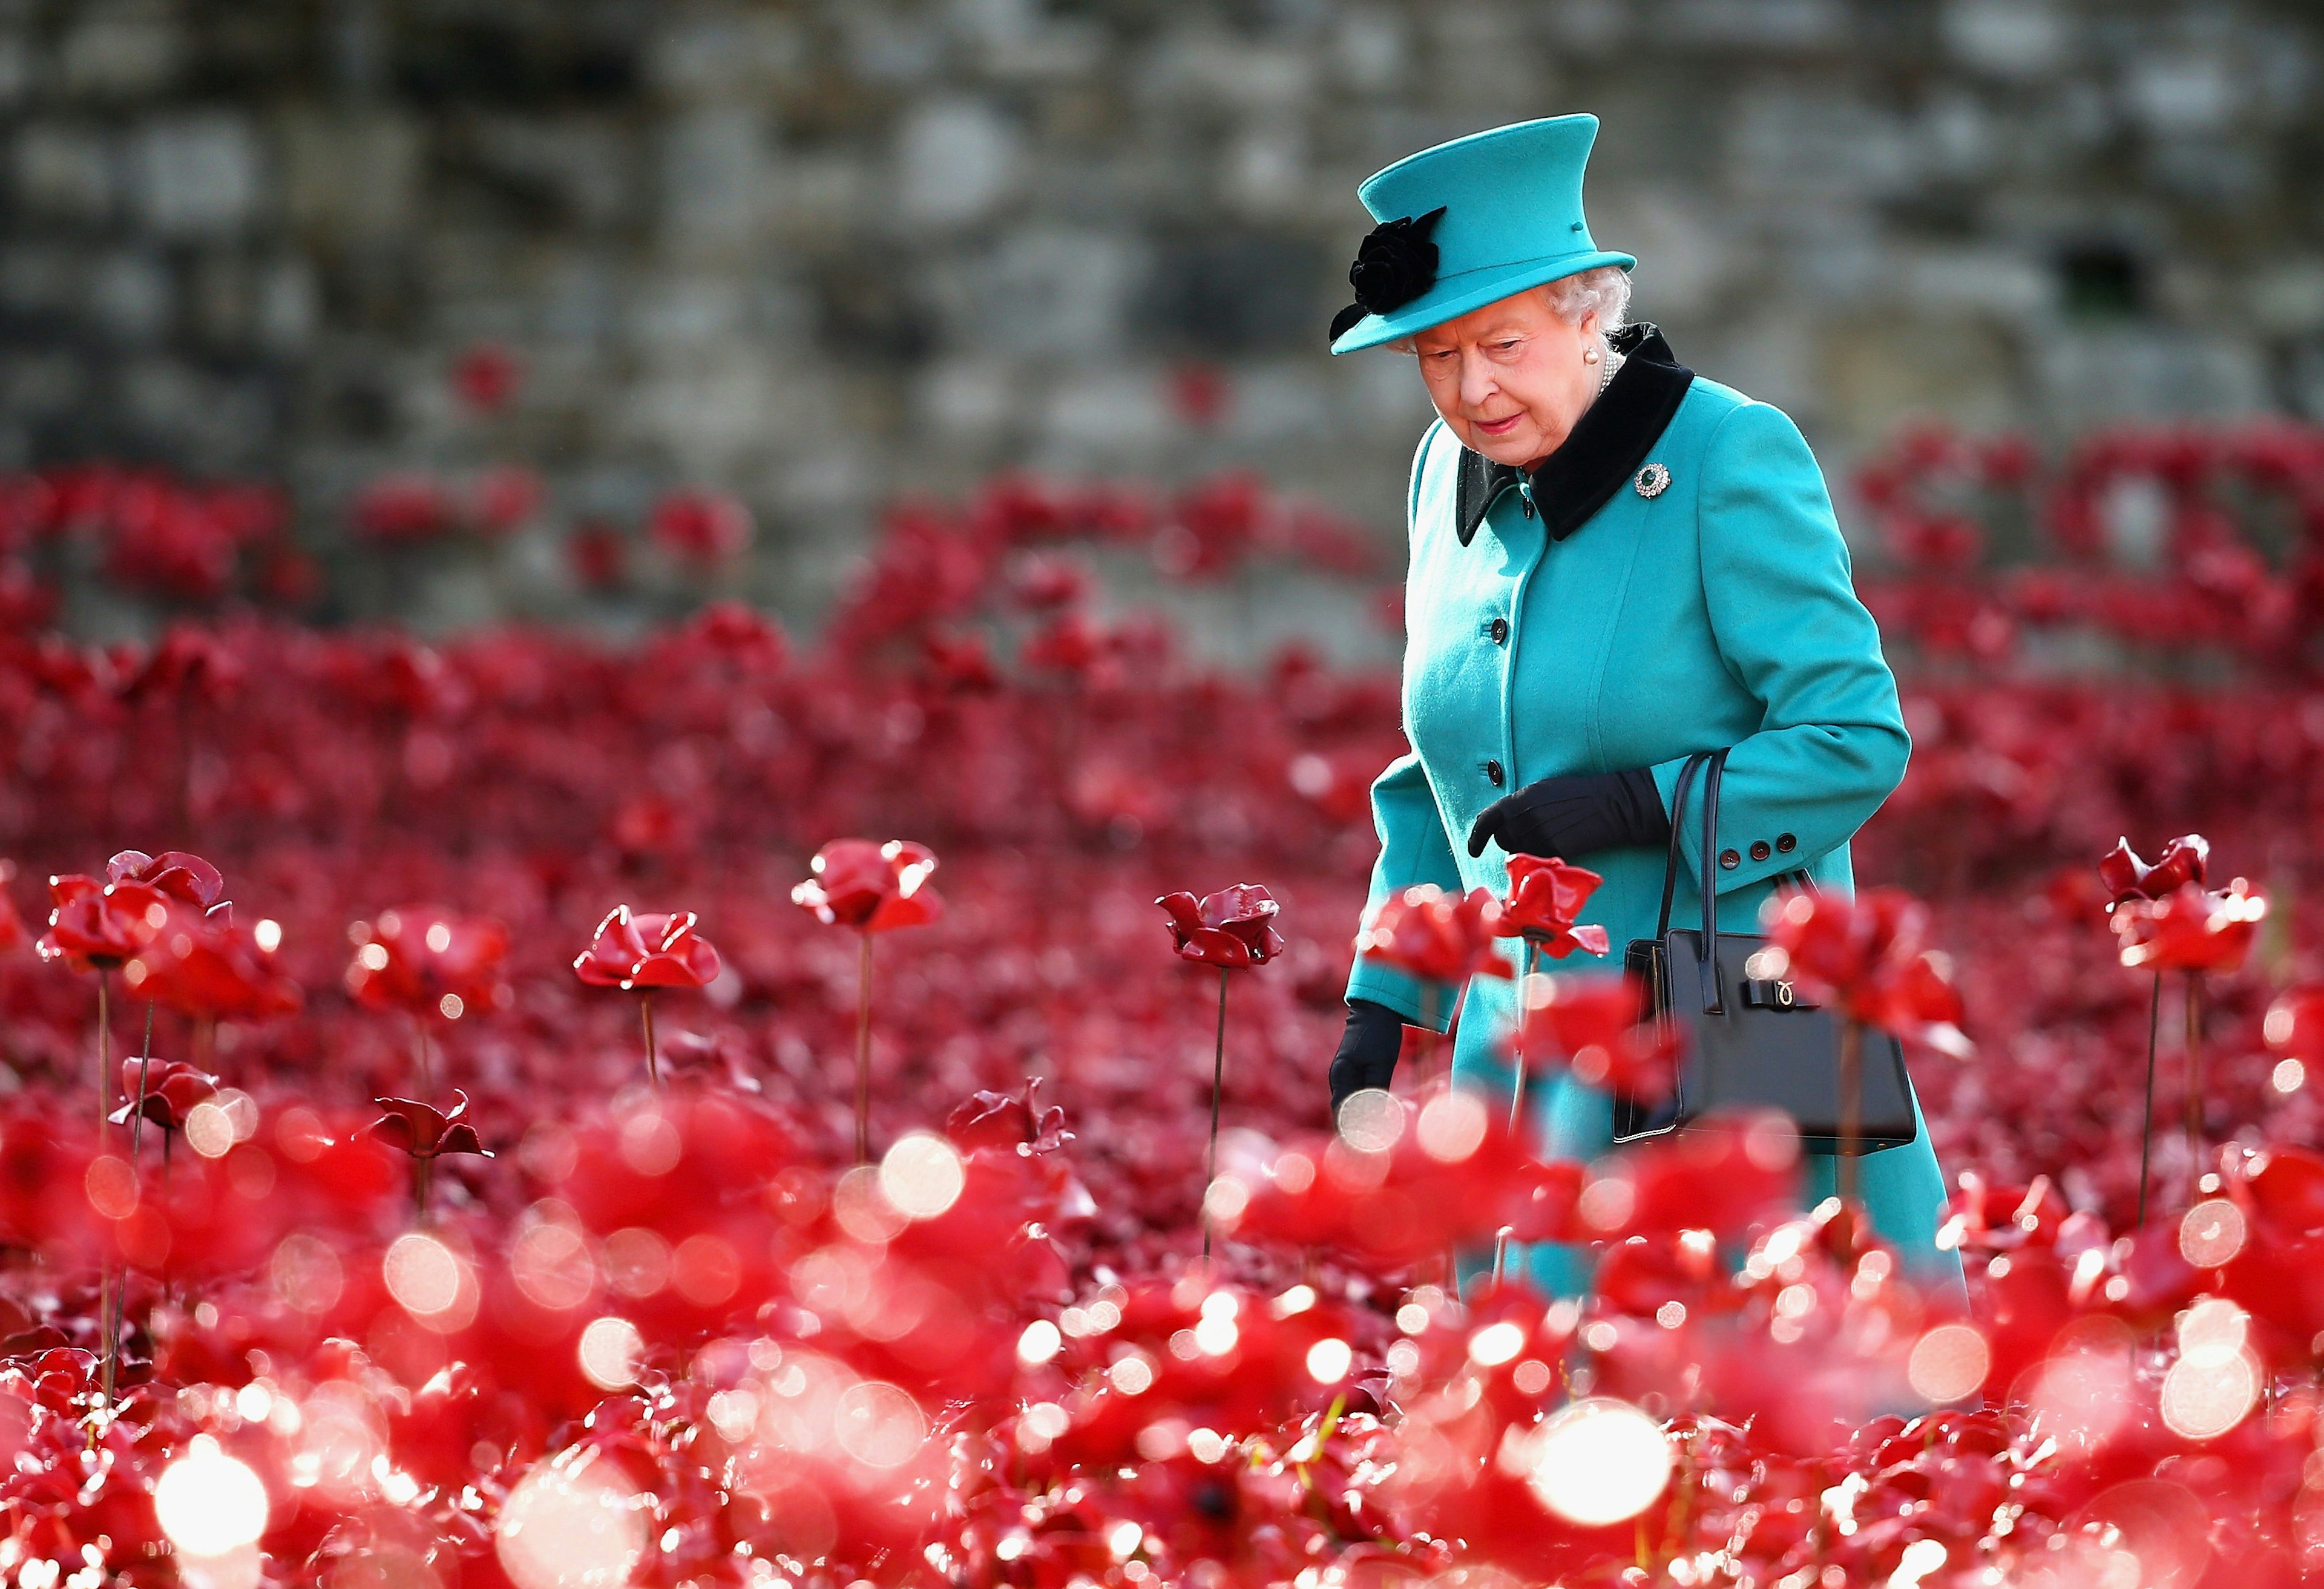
1541 265 1632 351
1386 266 1632 354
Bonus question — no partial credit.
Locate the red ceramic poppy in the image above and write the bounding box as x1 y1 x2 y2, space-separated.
1155 883 1285 968
792 839 944 935
1353 883 1512 984
651 488 754 566
2221 1142 2324 1245
467 464 543 534
353 472 455 542
1763 888 1969 1053
1494 855 1611 959
1583 1110 1802 1243
107 1058 217 1133
0 867 24 955
361 1092 493 1159
36 875 169 971
451 341 521 411
573 906 723 989
2265 988 2324 1065
946 1079 1071 1155
2110 879 2265 974
1508 974 1680 1102
344 907 511 1018
2096 834 2209 905
1221 1084 1550 1271
103 850 227 914
1937 1170 2075 1254
121 906 300 1020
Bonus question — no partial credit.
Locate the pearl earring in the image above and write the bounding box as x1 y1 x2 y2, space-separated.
1583 347 1600 364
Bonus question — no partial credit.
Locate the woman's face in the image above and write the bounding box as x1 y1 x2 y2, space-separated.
1411 287 1600 470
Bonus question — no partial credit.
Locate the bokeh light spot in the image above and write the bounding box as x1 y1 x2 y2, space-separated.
382 1233 463 1319
578 1316 643 1391
496 1453 647 1589
1416 1090 1487 1162
1520 1398 1672 1527
1017 1320 1063 1365
156 1436 270 1557
833 1380 926 1468
186 1101 236 1158
270 1233 345 1315
1907 1323 1990 1404
1336 1089 1403 1152
1468 1321 1525 1368
84 1155 137 1219
2178 1199 2246 1268
879 1132 965 1219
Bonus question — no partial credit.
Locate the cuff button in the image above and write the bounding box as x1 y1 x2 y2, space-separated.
1749 840 1771 862
1775 833 1797 853
1718 848 1741 870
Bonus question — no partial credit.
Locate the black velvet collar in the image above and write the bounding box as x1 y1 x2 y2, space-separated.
1454 323 1695 547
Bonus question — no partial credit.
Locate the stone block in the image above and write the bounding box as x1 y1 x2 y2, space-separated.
1036 366 1172 463
895 97 1022 229
647 13 805 98
89 250 173 342
918 357 1019 445
1940 0 2067 78
13 123 116 221
938 226 1139 357
132 112 264 238
283 111 421 242
660 105 773 244
60 5 180 99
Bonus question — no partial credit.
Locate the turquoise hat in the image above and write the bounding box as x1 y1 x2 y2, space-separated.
1328 114 1634 355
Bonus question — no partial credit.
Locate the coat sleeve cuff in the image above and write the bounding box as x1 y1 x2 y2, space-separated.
1650 750 1863 902
1345 960 1455 1032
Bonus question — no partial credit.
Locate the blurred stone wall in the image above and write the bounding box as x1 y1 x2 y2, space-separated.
2 0 2320 635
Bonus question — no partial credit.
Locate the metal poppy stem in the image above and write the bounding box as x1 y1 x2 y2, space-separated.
1837 1018 1862 1208
415 1155 433 1223
1492 942 1539 1289
1507 943 1538 1135
113 1000 155 1408
2184 971 2205 1204
640 992 660 1090
1202 966 1230 1270
1420 981 1460 1300
855 934 875 1164
96 968 111 1147
412 1013 434 1097
2136 971 2161 1228
94 967 113 1418
130 1003 154 1159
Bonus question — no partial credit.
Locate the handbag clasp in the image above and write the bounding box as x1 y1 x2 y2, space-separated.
1741 978 1816 1011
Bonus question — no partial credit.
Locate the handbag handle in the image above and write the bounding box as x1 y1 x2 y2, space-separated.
1656 747 1818 1018
1698 748 1728 1015
1654 751 1714 941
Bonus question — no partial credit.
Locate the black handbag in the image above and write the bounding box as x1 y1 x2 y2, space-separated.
1612 750 1919 1154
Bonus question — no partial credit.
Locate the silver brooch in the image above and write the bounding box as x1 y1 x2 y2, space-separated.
1633 462 1671 499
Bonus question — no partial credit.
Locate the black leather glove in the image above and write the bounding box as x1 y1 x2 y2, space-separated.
1327 998 1406 1119
1466 767 1672 860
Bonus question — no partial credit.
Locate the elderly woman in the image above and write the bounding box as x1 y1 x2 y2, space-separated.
1322 115 1957 1297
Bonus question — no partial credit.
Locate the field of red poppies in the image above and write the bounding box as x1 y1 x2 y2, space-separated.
4 422 2324 1588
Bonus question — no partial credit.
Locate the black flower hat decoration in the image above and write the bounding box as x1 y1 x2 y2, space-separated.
1329 206 1446 342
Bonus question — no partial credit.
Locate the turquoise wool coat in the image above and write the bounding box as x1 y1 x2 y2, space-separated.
1345 353 1959 1300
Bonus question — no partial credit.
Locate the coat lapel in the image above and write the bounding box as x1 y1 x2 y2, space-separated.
1454 323 1695 546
